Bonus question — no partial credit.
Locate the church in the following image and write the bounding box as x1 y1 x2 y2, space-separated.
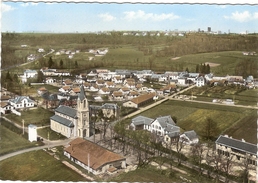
50 85 91 138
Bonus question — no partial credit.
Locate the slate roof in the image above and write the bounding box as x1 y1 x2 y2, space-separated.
102 103 118 109
50 115 74 127
55 105 77 118
183 130 198 141
132 115 154 126
78 85 86 101
216 135 257 156
154 115 176 128
9 96 34 104
165 124 180 134
64 138 125 170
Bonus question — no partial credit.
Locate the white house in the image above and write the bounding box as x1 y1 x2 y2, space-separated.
9 96 35 109
196 76 205 87
24 69 38 78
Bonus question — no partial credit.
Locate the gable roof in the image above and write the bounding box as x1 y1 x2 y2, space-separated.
130 93 155 105
153 115 176 128
64 138 125 170
183 130 198 141
216 135 257 156
132 115 154 126
50 115 74 127
55 105 77 118
9 96 34 104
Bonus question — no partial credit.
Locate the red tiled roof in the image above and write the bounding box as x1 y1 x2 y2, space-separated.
65 138 125 170
131 93 155 104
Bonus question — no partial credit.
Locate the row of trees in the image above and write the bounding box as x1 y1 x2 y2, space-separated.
93 119 253 182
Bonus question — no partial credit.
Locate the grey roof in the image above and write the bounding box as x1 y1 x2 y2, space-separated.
132 115 154 126
9 96 34 104
183 130 198 140
50 115 74 127
102 103 118 109
78 85 86 101
155 115 176 128
165 124 180 134
215 135 257 156
55 105 77 118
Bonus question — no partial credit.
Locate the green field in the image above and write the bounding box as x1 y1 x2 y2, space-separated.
6 107 54 126
183 86 258 106
0 150 87 181
37 127 67 140
0 118 42 155
136 100 256 143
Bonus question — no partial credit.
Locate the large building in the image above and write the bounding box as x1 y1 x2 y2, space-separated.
50 86 91 138
64 138 126 175
215 135 257 166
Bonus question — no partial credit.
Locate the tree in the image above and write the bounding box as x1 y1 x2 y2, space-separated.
37 71 44 83
48 56 54 68
75 60 78 68
185 67 189 73
59 59 63 69
6 71 12 81
202 117 219 140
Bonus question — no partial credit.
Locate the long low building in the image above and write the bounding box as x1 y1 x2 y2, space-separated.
215 135 257 166
64 138 126 175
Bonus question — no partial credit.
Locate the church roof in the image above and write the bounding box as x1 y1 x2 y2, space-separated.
50 115 74 127
55 105 77 118
78 85 86 101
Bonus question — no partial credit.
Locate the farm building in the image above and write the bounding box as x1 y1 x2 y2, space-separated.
64 138 126 175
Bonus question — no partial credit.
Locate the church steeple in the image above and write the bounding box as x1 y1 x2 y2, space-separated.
76 85 90 138
78 85 86 101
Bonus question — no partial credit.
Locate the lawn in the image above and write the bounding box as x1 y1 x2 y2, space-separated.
37 127 67 140
0 150 87 181
109 164 220 183
137 100 255 142
224 114 257 144
6 107 54 126
0 118 42 155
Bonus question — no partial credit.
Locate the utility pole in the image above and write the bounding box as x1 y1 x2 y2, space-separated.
48 131 50 150
88 153 90 174
22 119 25 135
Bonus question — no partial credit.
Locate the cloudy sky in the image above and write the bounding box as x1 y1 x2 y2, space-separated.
2 2 258 33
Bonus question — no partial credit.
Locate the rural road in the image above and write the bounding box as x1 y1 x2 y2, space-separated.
0 138 71 162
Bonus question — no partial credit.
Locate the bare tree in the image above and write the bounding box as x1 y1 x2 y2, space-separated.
220 155 233 183
191 143 205 176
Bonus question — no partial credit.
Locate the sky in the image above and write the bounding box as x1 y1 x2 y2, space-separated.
1 2 258 33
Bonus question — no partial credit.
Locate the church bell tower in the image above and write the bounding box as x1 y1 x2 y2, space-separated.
76 85 90 138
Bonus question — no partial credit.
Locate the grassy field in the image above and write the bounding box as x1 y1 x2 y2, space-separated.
224 115 257 144
37 127 67 140
109 164 221 183
183 86 258 106
6 107 54 126
0 150 87 181
0 118 42 155
136 100 256 143
0 125 35 155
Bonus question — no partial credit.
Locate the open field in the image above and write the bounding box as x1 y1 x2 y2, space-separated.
37 127 67 140
183 86 258 106
0 150 87 181
6 107 54 126
109 164 222 183
136 100 256 143
0 118 43 155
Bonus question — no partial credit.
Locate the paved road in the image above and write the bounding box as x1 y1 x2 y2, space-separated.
0 138 71 162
